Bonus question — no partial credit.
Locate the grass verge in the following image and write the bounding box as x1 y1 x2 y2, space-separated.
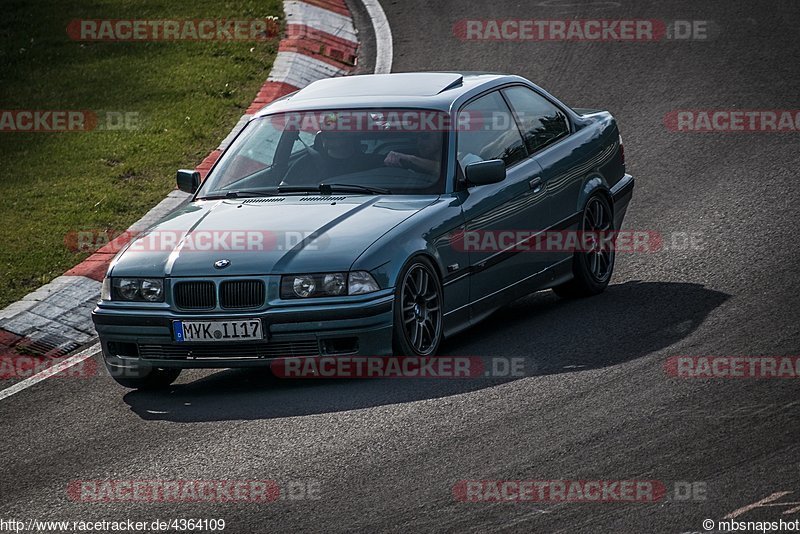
0 0 282 307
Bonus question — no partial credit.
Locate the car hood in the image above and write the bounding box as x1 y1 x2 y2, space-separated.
109 195 436 278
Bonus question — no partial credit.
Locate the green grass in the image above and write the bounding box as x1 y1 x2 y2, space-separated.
0 0 282 308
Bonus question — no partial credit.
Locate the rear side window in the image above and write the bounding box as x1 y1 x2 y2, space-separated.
457 91 527 168
502 86 570 154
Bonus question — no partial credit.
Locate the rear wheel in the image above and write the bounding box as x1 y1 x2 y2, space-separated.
393 257 443 356
553 194 615 298
106 362 181 390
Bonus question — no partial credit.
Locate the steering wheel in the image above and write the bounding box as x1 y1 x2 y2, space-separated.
282 147 327 185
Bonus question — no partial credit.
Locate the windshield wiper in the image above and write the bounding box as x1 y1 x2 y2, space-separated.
275 186 323 194
197 190 281 200
197 183 389 200
319 183 391 195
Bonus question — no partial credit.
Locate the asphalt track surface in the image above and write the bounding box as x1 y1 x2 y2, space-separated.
2 1 800 532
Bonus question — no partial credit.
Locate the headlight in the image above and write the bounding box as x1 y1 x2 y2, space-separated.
323 273 346 294
117 278 140 300
292 275 316 298
139 279 164 302
280 271 379 299
110 278 165 302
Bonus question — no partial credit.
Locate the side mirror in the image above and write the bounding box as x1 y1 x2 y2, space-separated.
465 159 506 186
176 169 201 194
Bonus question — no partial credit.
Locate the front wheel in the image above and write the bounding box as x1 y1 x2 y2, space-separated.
106 361 181 390
553 194 616 298
392 257 444 356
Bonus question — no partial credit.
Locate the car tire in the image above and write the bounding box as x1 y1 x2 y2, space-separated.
392 257 444 356
553 193 616 299
106 362 181 390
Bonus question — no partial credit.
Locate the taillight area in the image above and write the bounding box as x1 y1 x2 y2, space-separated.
619 133 625 167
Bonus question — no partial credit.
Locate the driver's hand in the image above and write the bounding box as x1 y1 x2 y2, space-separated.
384 151 406 168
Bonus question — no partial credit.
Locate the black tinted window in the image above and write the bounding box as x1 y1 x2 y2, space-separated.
502 86 570 153
457 91 527 168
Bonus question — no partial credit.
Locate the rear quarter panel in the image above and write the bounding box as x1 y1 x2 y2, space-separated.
571 111 626 214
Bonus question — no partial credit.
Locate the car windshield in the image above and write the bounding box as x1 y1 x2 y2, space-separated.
198 109 449 197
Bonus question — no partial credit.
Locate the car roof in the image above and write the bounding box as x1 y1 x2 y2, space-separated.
254 72 528 115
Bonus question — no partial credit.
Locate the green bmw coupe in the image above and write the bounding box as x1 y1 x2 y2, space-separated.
92 72 634 389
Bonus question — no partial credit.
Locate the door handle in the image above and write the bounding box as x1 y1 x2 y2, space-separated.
529 176 543 193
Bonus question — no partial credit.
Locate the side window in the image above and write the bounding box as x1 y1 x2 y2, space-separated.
502 86 570 154
457 91 527 169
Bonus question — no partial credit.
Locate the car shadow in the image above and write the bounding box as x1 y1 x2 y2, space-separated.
123 281 728 422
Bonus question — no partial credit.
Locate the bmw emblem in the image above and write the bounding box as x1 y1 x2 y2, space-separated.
214 259 231 270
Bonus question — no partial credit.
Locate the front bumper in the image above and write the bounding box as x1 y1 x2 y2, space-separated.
92 290 395 370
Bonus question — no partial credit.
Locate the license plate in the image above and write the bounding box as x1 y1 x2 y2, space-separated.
173 319 262 343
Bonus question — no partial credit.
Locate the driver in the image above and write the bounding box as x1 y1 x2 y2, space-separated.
383 132 442 175
319 131 384 176
284 131 382 183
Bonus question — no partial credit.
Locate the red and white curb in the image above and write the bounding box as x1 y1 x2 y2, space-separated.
0 0 393 387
